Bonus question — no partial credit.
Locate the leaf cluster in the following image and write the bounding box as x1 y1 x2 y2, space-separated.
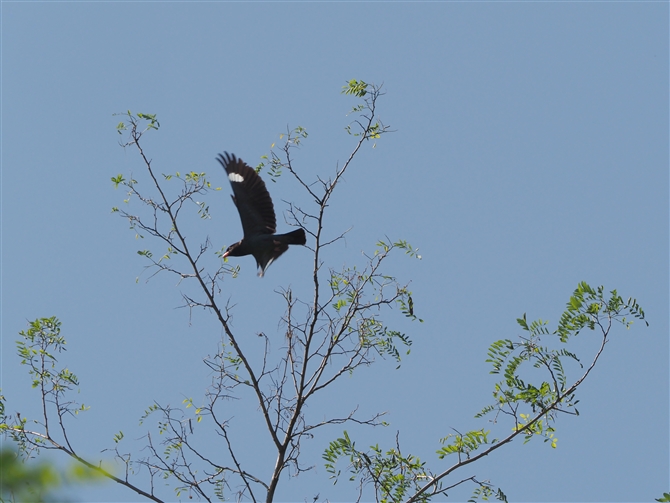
322 282 647 502
323 431 430 503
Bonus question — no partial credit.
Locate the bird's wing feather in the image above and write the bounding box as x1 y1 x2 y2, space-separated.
217 153 276 236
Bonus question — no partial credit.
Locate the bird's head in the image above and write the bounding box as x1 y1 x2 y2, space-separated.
222 240 245 258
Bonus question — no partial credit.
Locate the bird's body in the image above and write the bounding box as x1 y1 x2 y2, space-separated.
217 152 306 277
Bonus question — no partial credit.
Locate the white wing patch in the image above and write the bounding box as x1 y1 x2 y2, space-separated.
228 173 244 183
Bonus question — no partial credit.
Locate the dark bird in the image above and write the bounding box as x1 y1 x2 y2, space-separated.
217 152 306 277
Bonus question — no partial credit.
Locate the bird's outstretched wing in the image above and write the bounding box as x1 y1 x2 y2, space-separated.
216 153 276 237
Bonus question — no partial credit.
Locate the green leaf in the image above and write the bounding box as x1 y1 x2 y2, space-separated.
342 79 369 97
111 174 125 188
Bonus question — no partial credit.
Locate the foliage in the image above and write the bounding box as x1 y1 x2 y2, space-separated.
0 447 106 503
1 80 648 503
324 282 647 502
2 317 86 457
323 431 430 503
0 448 59 502
3 80 416 502
1 317 161 502
106 80 415 501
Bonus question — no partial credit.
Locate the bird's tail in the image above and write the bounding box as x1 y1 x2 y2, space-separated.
283 228 307 246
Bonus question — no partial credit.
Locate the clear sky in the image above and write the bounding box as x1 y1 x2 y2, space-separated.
2 2 668 502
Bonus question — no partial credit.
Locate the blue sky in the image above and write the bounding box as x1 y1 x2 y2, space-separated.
2 2 668 502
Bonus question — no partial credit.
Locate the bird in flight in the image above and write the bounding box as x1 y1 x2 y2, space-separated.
217 152 306 277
